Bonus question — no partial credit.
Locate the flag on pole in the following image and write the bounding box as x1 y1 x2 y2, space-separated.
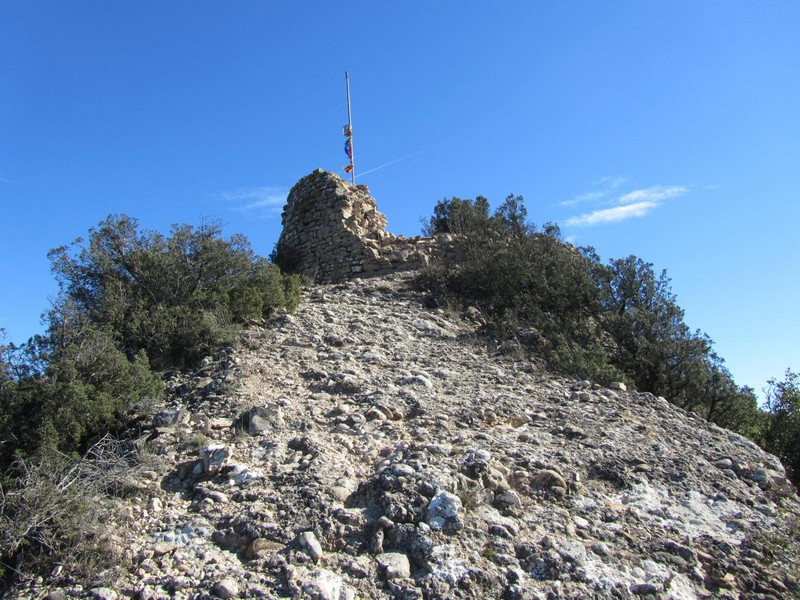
344 72 355 182
343 122 353 173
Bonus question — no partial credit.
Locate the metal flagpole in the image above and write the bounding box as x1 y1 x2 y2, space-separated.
345 71 355 184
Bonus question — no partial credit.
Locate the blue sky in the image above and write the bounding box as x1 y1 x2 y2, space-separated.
2 2 799 398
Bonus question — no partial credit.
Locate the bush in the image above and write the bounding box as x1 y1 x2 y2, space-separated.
48 215 300 369
420 195 620 382
421 196 492 235
761 371 800 485
0 437 141 586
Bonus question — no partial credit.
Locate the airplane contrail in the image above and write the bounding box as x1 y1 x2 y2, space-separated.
356 149 427 178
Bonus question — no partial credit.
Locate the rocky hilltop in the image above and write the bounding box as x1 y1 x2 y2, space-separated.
25 272 799 600
18 171 799 600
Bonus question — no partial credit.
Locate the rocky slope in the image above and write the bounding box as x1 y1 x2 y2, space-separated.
25 272 800 599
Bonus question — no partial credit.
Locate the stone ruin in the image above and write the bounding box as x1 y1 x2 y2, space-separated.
275 169 453 282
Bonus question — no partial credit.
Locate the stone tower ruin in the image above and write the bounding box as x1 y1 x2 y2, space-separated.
275 169 450 282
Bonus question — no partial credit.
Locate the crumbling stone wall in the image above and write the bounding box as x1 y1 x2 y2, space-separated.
276 169 452 282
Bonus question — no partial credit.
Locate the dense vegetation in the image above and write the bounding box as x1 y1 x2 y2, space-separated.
0 215 300 581
420 194 798 484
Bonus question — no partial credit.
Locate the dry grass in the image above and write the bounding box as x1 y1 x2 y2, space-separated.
0 435 143 587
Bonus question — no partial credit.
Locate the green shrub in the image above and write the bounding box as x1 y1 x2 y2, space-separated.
761 371 800 485
421 196 614 382
421 196 492 235
48 215 300 369
0 327 163 465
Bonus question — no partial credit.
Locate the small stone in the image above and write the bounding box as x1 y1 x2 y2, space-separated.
89 588 118 600
147 497 163 512
153 407 186 427
376 515 394 529
496 490 522 511
208 417 232 430
348 412 367 427
609 382 627 392
206 489 229 503
711 572 737 588
243 403 285 435
533 469 568 495
330 486 352 502
402 374 435 390
591 541 610 556
376 552 411 579
365 407 386 421
572 515 590 529
200 444 229 474
427 490 464 530
473 449 492 461
714 458 733 469
488 524 514 539
194 376 214 391
212 578 239 599
631 582 660 595
298 531 324 563
571 391 591 402
153 542 177 557
391 463 416 477
298 568 355 600
563 424 586 438
137 548 153 562
752 468 770 488
370 528 384 554
245 538 276 560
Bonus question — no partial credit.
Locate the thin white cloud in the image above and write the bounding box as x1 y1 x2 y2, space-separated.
563 183 689 227
617 185 687 205
594 175 627 189
557 175 628 207
558 191 605 207
566 201 659 227
219 186 287 217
